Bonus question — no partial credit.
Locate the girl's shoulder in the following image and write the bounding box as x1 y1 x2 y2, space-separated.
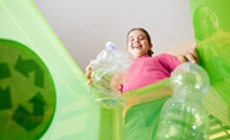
153 53 175 60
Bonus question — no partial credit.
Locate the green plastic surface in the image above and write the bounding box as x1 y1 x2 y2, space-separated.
189 0 230 128
0 0 101 139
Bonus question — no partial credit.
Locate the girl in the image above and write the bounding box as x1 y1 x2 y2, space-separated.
85 28 198 92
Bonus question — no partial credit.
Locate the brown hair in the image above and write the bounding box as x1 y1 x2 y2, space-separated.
127 28 154 56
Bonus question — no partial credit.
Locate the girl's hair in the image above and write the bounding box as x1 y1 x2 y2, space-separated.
127 28 154 56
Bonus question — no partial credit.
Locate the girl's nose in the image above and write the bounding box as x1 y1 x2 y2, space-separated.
134 38 139 43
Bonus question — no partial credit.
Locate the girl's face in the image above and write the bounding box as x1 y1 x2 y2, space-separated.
127 30 152 59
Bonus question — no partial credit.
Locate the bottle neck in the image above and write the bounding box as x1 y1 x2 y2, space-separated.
172 88 202 102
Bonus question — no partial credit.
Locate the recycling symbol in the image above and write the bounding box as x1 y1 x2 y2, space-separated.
0 39 56 139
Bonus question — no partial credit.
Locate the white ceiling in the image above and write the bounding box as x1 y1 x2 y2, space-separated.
34 0 194 71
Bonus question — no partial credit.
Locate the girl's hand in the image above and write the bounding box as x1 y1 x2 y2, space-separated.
176 45 198 63
84 60 94 85
110 73 127 92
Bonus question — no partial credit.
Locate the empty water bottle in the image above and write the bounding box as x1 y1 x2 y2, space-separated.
89 41 132 109
154 62 210 140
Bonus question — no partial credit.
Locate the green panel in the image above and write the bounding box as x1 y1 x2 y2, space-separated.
189 0 230 128
124 96 170 140
99 108 124 140
0 0 103 139
122 79 172 140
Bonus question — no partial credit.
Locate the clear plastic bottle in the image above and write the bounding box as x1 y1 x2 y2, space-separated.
154 62 210 140
89 41 132 109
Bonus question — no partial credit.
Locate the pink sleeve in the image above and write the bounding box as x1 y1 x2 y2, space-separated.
158 53 181 72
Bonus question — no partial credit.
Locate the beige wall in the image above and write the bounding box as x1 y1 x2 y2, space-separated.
163 40 195 55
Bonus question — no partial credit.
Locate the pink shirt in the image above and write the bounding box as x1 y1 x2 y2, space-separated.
122 54 181 92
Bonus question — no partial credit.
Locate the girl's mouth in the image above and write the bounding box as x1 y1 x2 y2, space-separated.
132 45 142 49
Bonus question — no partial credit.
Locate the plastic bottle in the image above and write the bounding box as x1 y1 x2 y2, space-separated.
154 62 210 140
89 41 132 109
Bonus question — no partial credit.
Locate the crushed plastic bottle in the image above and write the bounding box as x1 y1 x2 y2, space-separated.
155 62 210 140
89 41 132 109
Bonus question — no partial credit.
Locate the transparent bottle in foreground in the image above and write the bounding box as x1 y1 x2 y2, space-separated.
89 42 132 109
155 62 210 140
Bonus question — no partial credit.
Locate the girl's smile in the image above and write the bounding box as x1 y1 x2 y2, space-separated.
132 44 142 49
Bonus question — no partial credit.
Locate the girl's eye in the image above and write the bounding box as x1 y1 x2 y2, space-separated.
139 36 144 40
129 38 134 42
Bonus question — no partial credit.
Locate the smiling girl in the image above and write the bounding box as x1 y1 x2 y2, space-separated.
86 28 198 92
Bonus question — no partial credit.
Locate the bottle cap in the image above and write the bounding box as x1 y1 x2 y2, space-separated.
105 41 115 51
